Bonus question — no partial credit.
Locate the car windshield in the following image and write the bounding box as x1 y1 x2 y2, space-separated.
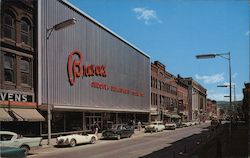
111 124 122 130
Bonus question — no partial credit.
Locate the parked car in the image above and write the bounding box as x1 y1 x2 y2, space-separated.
164 122 176 130
0 131 42 155
0 146 26 158
182 122 192 127
145 121 165 132
210 119 220 130
56 132 98 147
102 124 134 140
175 122 183 128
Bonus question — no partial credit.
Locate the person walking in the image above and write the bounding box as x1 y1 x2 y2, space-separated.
93 122 100 136
137 121 142 131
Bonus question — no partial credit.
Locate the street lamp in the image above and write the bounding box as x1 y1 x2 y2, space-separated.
217 84 236 111
196 52 232 135
46 18 76 145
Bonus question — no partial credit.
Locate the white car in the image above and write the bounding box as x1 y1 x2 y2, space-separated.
145 121 165 132
182 122 192 127
0 131 42 155
56 132 98 147
164 123 176 130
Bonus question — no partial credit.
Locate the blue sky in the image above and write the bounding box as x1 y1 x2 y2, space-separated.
69 0 249 101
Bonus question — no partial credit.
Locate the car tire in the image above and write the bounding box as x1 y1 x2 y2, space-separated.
70 139 76 147
90 137 96 144
20 145 30 156
117 135 121 140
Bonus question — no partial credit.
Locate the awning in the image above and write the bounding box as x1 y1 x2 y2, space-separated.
0 108 13 121
164 114 171 117
171 114 181 119
11 108 45 122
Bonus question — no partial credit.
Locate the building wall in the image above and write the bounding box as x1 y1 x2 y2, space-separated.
243 83 250 122
39 0 150 112
150 61 185 122
0 0 36 104
183 77 207 121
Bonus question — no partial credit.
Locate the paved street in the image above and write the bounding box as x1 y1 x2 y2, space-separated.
29 122 212 158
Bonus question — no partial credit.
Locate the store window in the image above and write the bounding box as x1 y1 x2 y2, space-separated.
4 54 15 83
2 11 16 40
20 18 32 46
20 58 31 85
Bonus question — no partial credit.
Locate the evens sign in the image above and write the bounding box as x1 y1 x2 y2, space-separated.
0 92 33 102
67 51 107 85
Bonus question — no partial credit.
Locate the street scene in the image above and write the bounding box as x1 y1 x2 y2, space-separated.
0 0 249 158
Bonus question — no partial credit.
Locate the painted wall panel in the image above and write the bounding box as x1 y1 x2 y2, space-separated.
40 0 150 112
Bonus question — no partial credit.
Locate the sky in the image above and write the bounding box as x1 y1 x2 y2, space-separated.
69 0 249 101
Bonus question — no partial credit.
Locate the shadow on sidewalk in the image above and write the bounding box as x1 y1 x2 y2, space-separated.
138 123 248 158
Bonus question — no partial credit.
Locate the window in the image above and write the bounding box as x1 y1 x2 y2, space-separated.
20 58 31 85
4 54 15 83
0 134 13 141
20 18 32 45
2 11 15 40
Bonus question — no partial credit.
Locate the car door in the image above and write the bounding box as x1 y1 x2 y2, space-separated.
0 134 17 147
76 134 87 144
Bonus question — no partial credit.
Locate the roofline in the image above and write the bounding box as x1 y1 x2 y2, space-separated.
59 0 150 59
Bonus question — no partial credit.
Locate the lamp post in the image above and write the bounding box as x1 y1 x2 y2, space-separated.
196 52 232 135
217 84 236 111
46 18 76 145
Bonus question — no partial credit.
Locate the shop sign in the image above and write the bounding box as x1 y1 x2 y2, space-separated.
67 51 107 85
0 92 33 102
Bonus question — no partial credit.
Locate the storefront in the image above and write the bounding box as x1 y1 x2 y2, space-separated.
0 90 45 136
38 0 150 135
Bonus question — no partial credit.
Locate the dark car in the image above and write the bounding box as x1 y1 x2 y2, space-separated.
102 124 134 140
0 146 26 158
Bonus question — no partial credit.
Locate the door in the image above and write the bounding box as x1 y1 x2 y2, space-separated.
0 134 16 147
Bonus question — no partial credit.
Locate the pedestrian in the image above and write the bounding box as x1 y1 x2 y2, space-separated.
93 122 100 136
137 121 142 131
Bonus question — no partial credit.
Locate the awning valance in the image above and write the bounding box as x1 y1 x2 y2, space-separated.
171 114 181 119
164 114 171 117
0 108 13 121
11 108 45 122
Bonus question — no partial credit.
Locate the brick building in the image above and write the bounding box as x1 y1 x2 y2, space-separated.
206 99 217 119
242 83 250 122
0 0 45 135
150 61 188 123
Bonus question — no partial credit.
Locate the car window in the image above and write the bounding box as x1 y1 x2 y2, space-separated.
0 134 13 141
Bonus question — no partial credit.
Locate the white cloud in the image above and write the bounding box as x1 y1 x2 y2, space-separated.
232 73 238 78
195 73 224 84
207 91 243 101
246 31 250 36
132 7 162 25
207 92 228 101
223 82 236 87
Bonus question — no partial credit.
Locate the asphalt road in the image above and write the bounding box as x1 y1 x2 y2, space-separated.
29 123 211 158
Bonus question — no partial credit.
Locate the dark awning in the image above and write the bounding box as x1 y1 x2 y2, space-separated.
0 108 13 121
10 108 45 122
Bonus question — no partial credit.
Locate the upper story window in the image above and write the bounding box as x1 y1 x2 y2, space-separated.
20 58 31 85
4 54 15 83
2 11 16 40
20 18 32 46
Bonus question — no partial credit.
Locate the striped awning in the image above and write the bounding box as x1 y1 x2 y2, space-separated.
10 108 45 122
0 108 13 121
171 114 181 119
